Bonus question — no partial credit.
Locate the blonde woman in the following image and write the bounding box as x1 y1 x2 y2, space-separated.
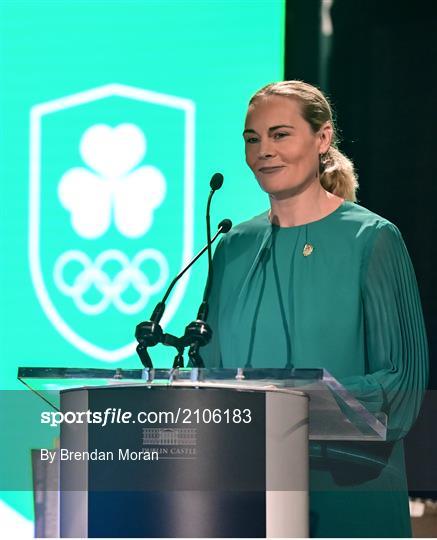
204 81 428 537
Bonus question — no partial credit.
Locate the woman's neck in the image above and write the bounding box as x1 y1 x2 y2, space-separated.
268 183 344 227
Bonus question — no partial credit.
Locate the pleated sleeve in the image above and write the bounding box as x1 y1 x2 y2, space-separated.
342 222 428 440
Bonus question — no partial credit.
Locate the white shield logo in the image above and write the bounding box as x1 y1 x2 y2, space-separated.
29 84 195 361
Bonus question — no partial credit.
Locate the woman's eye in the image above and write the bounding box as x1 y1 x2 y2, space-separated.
273 132 289 139
245 137 259 144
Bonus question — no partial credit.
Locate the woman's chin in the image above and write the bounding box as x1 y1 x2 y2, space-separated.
266 185 309 200
259 177 320 200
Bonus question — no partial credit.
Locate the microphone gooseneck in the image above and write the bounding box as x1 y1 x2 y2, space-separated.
159 220 229 317
135 216 232 369
206 173 224 309
187 217 232 368
196 218 232 322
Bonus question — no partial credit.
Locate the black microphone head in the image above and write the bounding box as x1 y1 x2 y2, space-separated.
210 172 224 191
218 218 232 233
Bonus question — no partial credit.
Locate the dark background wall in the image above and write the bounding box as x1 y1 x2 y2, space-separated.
285 0 437 497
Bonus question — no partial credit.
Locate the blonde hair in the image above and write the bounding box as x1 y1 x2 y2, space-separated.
249 80 358 202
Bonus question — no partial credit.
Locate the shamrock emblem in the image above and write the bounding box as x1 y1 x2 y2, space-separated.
58 123 166 239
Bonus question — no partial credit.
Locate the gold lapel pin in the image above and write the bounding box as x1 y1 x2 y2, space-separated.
303 243 314 257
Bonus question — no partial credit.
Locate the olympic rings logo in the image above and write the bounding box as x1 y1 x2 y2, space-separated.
53 249 169 315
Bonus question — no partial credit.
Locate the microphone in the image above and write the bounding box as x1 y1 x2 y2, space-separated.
210 172 224 191
135 218 232 369
186 216 232 368
150 218 231 323
201 173 225 322
217 218 232 233
206 173 224 302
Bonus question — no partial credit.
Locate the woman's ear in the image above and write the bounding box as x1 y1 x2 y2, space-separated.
318 122 333 154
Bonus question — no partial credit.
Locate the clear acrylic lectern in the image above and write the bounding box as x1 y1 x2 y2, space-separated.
18 367 387 538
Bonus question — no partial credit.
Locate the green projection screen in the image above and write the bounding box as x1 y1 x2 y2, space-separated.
0 0 284 527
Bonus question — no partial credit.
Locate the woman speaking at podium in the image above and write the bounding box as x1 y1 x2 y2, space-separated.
203 80 428 537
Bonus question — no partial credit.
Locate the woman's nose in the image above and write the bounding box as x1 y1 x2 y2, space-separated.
258 139 276 159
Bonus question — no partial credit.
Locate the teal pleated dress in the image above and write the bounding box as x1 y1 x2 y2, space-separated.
203 201 428 537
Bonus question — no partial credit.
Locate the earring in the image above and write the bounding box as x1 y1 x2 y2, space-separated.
319 152 327 175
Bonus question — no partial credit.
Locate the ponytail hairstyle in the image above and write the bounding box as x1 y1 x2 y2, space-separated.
248 81 358 201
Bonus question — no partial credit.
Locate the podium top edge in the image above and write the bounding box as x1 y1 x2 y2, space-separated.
58 380 310 398
17 366 324 381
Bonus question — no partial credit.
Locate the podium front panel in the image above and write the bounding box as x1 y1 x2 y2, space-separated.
59 384 309 538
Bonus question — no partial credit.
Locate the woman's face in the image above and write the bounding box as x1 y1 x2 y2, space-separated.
243 95 332 199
